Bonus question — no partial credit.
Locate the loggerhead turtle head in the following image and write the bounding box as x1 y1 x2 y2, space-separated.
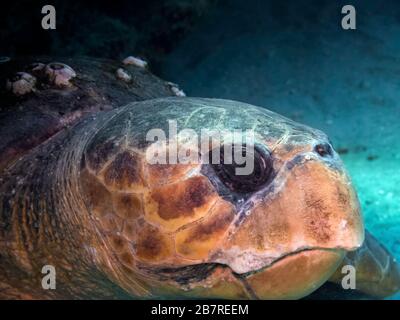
79 97 364 299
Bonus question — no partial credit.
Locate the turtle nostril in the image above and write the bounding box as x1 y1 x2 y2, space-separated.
314 143 333 157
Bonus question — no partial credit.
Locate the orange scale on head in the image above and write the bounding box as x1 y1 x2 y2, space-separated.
112 192 143 220
143 140 200 187
144 175 219 232
145 162 200 187
175 200 236 261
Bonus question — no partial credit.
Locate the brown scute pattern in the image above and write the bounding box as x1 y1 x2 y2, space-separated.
135 222 174 263
112 193 143 219
103 151 144 189
176 201 235 260
146 162 198 186
80 169 113 217
86 140 119 172
151 176 215 220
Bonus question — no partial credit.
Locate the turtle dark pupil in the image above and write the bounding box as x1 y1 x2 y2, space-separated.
315 143 333 157
210 144 273 193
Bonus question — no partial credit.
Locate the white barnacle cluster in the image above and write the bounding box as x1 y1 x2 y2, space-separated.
167 81 186 97
116 55 148 84
122 56 148 68
6 61 77 96
116 68 132 83
6 72 37 96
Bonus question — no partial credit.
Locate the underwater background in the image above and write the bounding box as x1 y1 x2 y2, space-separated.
1 0 399 299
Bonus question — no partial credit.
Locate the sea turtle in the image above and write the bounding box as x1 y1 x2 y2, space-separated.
0 57 399 299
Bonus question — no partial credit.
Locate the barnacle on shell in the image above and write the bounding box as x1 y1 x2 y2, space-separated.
6 72 36 96
167 82 186 97
116 68 132 83
44 62 76 87
122 56 148 68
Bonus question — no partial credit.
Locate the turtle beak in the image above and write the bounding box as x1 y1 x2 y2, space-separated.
243 248 346 299
212 149 365 299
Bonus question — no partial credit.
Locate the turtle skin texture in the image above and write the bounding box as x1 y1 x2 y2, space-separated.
0 57 399 299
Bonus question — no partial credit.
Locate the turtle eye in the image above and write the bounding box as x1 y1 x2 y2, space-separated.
209 144 274 193
314 143 333 157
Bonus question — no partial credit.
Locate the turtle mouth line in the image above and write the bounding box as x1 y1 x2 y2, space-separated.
235 247 346 278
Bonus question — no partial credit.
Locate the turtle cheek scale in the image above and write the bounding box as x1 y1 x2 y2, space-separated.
208 152 364 299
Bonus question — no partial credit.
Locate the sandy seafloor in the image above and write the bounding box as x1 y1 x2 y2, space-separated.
161 0 400 299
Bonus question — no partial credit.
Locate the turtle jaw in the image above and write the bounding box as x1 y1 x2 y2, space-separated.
242 248 346 299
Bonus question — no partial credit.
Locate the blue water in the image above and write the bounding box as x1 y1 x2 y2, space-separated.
161 0 400 299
